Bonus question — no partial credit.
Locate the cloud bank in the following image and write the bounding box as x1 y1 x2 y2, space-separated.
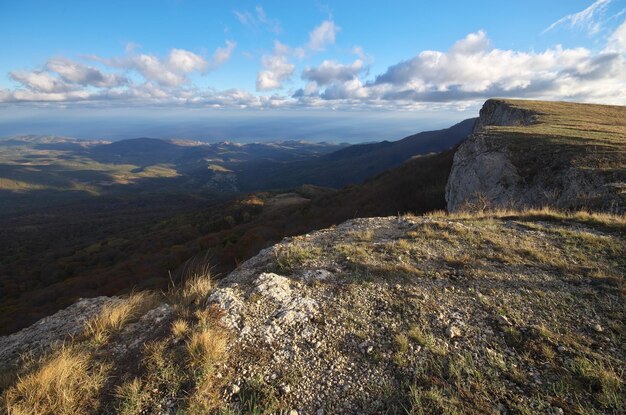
2 19 626 110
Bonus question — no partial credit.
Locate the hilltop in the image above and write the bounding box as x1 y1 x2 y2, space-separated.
447 99 626 213
1 210 623 414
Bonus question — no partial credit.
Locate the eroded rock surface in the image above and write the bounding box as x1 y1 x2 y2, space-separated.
446 99 625 212
0 296 120 365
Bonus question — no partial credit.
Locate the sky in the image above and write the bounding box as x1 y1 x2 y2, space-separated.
1 0 625 142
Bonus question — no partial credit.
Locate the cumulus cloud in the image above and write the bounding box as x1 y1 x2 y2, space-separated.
167 49 207 73
46 57 127 87
606 19 626 51
3 26 626 110
256 55 295 91
253 19 341 92
307 20 339 51
9 70 74 93
256 41 296 91
91 42 234 87
208 40 237 69
302 59 363 86
543 0 612 35
368 30 623 102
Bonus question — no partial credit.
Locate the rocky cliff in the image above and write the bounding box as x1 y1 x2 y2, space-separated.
446 99 626 213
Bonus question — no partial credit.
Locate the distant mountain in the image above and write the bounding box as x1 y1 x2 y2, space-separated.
88 137 184 165
86 137 348 169
235 117 476 190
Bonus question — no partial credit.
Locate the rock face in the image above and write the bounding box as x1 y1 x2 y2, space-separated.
0 297 120 365
472 98 538 132
0 296 174 369
446 99 625 212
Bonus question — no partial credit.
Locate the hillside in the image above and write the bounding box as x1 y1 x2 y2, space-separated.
0 136 346 214
0 149 454 335
447 99 626 212
236 118 474 190
1 210 624 414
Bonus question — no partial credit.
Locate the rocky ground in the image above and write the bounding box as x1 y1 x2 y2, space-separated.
1 210 624 414
210 212 625 414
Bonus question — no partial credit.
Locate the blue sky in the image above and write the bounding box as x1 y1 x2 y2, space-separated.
1 0 625 141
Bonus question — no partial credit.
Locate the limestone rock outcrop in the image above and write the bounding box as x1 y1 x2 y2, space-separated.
446 99 625 212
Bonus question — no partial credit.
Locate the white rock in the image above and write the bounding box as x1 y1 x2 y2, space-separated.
447 325 462 338
255 273 293 303
207 288 244 329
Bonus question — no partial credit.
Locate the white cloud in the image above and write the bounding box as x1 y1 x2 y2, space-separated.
90 41 234 87
253 19 341 92
321 78 368 100
606 19 626 51
370 31 603 101
167 49 207 73
302 59 363 85
46 57 127 87
256 41 296 91
307 20 339 51
292 28 626 106
208 40 237 69
256 55 295 91
9 70 72 93
234 6 281 34
4 28 626 110
543 0 612 35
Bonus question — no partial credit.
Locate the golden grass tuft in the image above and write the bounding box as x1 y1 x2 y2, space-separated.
408 325 447 356
84 292 159 344
275 243 323 273
186 327 227 370
178 275 213 308
3 346 108 415
428 207 626 230
170 256 214 312
114 378 146 415
171 319 190 338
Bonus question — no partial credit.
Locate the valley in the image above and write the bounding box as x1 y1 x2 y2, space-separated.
0 124 468 335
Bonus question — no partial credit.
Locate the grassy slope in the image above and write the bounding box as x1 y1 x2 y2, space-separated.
484 99 626 175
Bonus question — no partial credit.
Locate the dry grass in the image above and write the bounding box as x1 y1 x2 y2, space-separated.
176 275 214 309
84 291 160 344
274 243 323 273
171 319 190 338
170 255 215 311
348 229 374 241
571 357 624 410
3 346 109 415
186 326 227 369
114 378 146 415
408 326 447 356
2 252 231 414
483 99 626 177
426 206 626 229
